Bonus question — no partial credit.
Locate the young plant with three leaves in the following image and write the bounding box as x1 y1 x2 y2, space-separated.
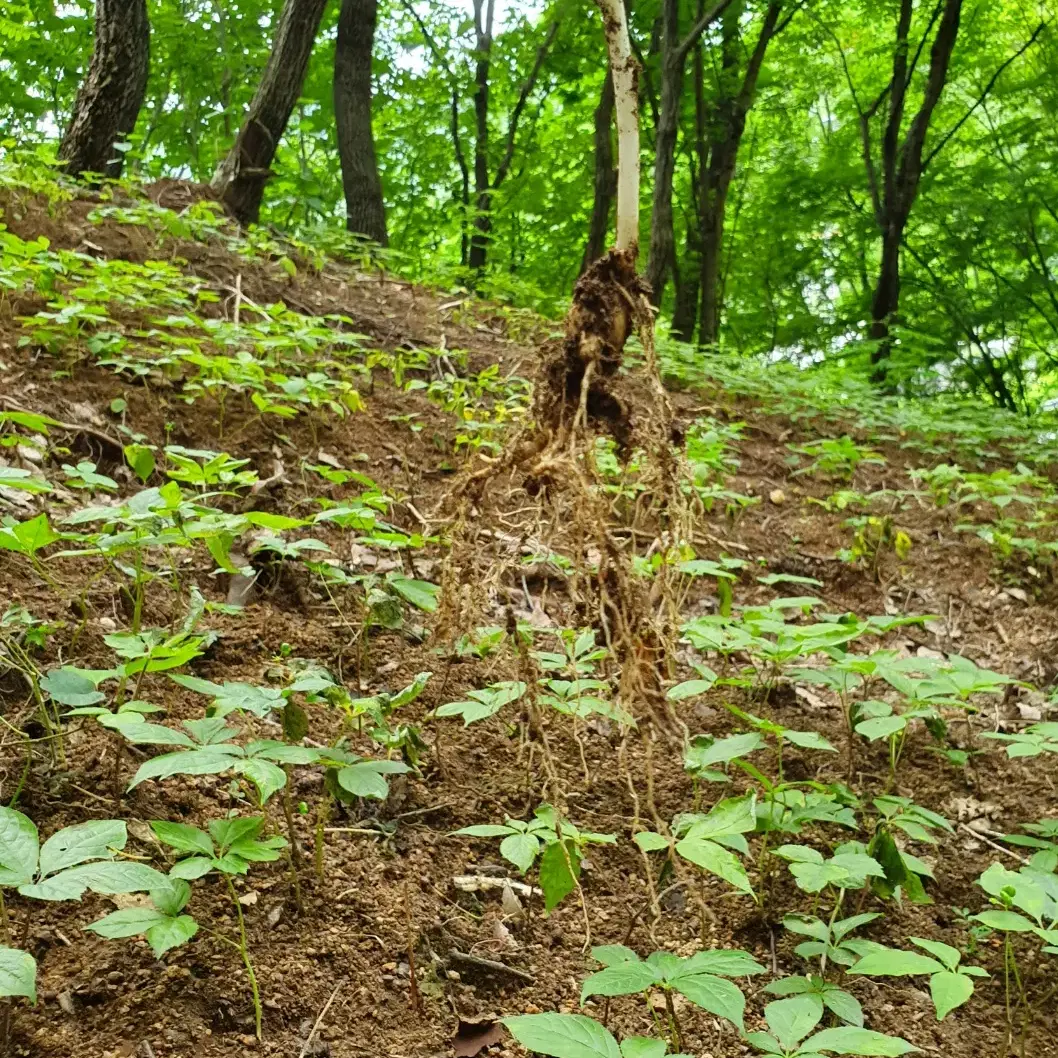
746 995 917 1057
118 817 289 1039
968 855 1058 1045
635 794 757 901
866 797 952 905
0 807 170 1039
767 912 882 1026
580 944 765 1048
453 804 615 914
434 679 527 725
503 1011 689 1058
845 937 988 1020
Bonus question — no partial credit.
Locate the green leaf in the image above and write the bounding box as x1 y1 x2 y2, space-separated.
832 913 881 942
619 1038 666 1058
685 733 764 772
847 950 945 977
0 946 36 1002
591 945 640 967
124 444 155 483
0 467 51 494
388 576 439 612
169 857 215 880
765 995 823 1049
908 937 960 971
150 821 213 856
679 949 765 977
146 914 198 956
929 971 973 1021
503 1013 621 1058
151 878 191 916
41 667 105 707
335 761 404 800
0 513 58 555
86 907 170 939
744 1032 783 1055
688 794 757 841
973 909 1036 932
115 722 197 747
244 511 307 531
667 677 716 700
129 747 240 788
822 988 864 1027
538 839 580 912
855 716 907 741
776 844 824 864
634 832 670 853
782 730 837 752
674 836 753 894
783 914 830 941
38 819 126 877
233 758 287 803
0 807 39 886
453 824 516 838
500 832 542 874
228 834 287 863
580 961 659 1002
209 817 263 850
764 976 814 996
801 1026 919 1056
20 861 169 901
672 972 747 1030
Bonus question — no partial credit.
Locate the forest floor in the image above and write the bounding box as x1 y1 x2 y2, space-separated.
1 178 1057 1058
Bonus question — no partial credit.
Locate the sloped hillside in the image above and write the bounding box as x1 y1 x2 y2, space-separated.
2 173 1058 1058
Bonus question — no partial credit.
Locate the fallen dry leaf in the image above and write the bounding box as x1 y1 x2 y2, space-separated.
453 1018 505 1058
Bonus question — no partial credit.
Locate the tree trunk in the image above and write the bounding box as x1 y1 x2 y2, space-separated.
211 0 329 227
644 0 682 303
867 0 963 381
697 193 728 346
58 0 150 180
335 0 387 245
868 221 904 375
696 1 781 349
468 0 495 272
671 223 700 342
580 69 616 274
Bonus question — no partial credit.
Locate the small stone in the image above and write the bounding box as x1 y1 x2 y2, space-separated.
769 488 785 505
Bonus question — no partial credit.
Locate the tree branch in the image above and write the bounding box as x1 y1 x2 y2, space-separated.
494 18 561 188
736 2 783 112
895 0 962 208
904 0 944 90
923 19 1048 172
810 11 884 225
775 0 808 37
675 0 736 64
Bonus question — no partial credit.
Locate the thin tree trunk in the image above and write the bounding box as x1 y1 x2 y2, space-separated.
644 0 682 302
697 1 782 348
468 0 496 271
335 0 387 245
671 221 700 341
868 0 963 376
58 0 150 180
580 69 616 274
672 10 707 344
644 0 734 305
697 189 728 346
868 222 904 375
211 0 329 227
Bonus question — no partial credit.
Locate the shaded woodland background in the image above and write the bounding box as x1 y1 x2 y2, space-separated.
2 0 1057 409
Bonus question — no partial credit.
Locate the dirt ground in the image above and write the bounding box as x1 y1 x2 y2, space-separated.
1 187 1057 1058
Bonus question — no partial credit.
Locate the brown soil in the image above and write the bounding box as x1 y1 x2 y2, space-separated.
1 187 1057 1058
